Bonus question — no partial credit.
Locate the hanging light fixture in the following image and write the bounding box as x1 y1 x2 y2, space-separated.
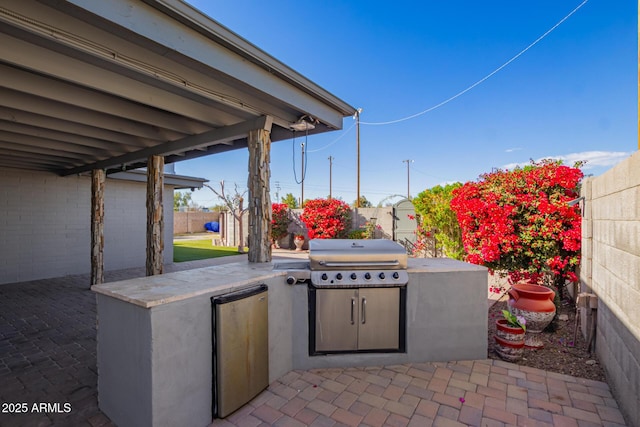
290 115 316 132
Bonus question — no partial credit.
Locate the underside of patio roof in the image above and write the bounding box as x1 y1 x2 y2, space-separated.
0 0 355 175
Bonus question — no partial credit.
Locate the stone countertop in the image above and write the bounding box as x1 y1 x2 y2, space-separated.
91 261 282 308
407 257 488 273
92 257 486 309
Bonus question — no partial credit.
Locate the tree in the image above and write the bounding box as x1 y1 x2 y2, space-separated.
173 191 192 211
412 183 464 259
352 196 372 208
450 160 583 290
280 193 298 209
204 181 247 253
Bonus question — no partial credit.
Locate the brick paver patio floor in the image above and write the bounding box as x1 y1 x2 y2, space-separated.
0 252 629 426
211 360 627 427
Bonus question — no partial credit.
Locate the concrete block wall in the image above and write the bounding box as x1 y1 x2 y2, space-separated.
0 169 91 284
103 179 174 272
0 168 174 285
351 207 394 239
219 210 248 248
580 151 640 426
174 211 220 234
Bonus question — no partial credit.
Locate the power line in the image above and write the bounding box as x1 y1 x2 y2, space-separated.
307 122 356 153
269 180 398 196
360 0 589 126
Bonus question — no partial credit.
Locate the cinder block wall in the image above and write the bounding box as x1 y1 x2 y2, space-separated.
581 151 640 426
351 207 394 238
0 168 174 285
173 211 221 234
103 179 174 272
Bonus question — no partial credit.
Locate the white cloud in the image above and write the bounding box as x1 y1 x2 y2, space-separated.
556 151 633 169
502 151 633 171
504 147 523 153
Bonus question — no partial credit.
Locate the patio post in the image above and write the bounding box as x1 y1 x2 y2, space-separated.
247 116 273 262
90 168 105 286
146 155 164 275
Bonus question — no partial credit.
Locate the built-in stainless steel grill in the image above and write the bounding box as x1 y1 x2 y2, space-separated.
308 239 408 287
277 239 410 355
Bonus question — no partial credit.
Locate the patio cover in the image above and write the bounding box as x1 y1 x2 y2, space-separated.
0 0 355 174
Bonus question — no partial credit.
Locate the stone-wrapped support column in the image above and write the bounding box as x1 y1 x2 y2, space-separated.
146 155 164 275
247 123 272 263
91 169 105 286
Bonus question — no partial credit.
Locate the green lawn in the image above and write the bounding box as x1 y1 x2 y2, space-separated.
173 239 245 262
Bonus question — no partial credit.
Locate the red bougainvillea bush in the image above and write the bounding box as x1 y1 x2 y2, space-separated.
271 203 290 241
301 198 351 239
450 160 583 287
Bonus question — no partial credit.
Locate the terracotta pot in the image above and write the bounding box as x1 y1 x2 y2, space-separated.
508 284 556 349
494 335 524 362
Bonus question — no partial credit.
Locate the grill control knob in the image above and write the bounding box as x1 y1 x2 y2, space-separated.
336 273 343 280
392 272 400 280
364 272 371 280
321 273 328 281
350 273 357 281
286 276 296 285
379 272 385 280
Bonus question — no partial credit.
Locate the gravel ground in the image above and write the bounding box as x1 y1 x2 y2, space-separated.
488 295 607 382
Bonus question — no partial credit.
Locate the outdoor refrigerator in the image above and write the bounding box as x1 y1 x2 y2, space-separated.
212 284 269 418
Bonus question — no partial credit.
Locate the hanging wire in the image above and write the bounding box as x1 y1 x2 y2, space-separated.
292 130 301 184
307 121 357 153
360 0 589 126
292 128 309 184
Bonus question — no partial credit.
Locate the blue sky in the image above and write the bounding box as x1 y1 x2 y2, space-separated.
177 0 637 207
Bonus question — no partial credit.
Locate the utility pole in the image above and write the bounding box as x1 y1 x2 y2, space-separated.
402 159 413 199
275 181 281 202
355 108 362 207
301 142 305 207
328 156 333 199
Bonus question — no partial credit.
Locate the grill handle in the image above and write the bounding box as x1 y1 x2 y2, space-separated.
318 260 400 268
350 298 356 325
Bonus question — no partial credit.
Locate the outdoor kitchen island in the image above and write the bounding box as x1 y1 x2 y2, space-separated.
92 255 487 427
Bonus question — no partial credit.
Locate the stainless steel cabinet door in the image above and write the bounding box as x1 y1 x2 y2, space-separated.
315 289 359 352
358 287 400 350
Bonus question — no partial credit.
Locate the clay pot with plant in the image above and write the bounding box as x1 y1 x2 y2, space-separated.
508 283 556 349
494 310 526 362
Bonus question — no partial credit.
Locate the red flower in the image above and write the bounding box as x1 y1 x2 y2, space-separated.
300 198 351 239
450 160 582 284
271 203 290 240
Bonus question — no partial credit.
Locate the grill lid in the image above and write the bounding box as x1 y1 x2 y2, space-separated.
309 239 407 270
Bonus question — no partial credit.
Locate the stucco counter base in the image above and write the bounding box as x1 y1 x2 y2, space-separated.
92 257 487 427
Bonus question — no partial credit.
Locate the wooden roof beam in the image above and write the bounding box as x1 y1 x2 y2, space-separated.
60 115 273 176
